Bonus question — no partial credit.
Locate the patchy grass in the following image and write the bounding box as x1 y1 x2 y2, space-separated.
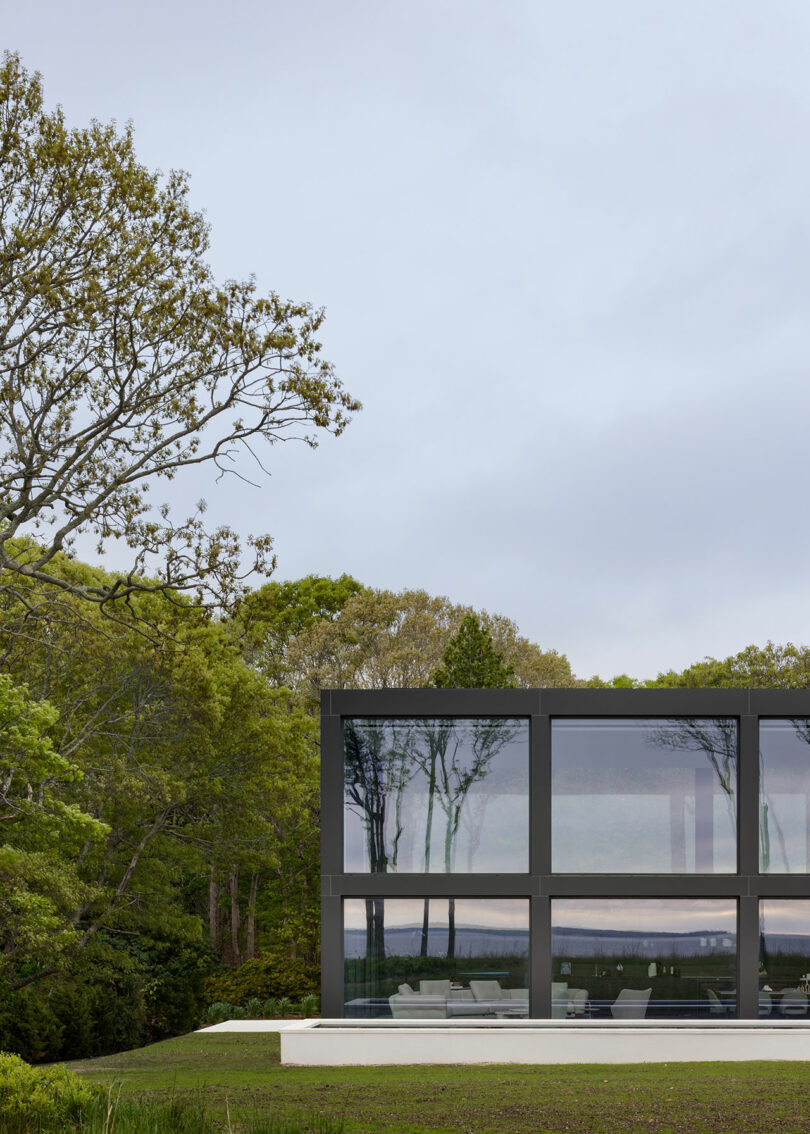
65 1031 810 1133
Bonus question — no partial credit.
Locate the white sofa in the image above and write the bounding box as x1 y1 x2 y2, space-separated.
388 979 529 1019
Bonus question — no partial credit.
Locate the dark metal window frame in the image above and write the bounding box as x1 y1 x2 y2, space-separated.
321 688 810 1019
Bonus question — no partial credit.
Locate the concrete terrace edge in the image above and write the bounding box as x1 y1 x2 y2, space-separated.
195 1018 810 1065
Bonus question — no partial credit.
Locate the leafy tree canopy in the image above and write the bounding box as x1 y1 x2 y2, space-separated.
651 641 810 689
0 53 359 617
586 641 810 689
235 573 366 684
431 613 516 689
282 587 576 705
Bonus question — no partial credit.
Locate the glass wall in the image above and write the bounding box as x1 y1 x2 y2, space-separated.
759 901 810 1016
343 717 529 872
552 719 738 873
343 898 530 1018
551 899 737 1018
759 720 810 873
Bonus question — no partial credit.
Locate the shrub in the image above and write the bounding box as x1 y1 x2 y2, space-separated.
203 952 318 1005
140 940 219 1043
204 1002 235 1025
299 993 319 1017
0 1051 101 1131
0 987 64 1064
245 997 263 1018
263 997 279 1017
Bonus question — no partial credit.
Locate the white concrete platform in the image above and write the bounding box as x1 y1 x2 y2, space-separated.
197 1019 315 1033
276 1019 810 1065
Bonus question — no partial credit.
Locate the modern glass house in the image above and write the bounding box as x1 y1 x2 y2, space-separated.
320 689 810 1021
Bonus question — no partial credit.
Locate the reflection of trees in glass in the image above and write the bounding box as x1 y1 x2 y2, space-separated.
344 721 415 961
415 719 518 958
653 718 738 824
343 721 415 872
760 719 810 871
411 721 453 956
344 716 522 960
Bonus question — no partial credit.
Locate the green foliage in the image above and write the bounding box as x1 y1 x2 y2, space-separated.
0 956 149 1063
78 1092 217 1134
246 997 264 1018
0 1051 101 1130
203 952 319 1004
139 940 220 1042
0 1057 342 1134
588 641 810 689
204 1002 235 1025
651 641 810 689
0 673 106 985
237 574 367 684
0 53 359 613
299 993 319 1017
431 614 516 688
283 586 576 704
0 985 64 1064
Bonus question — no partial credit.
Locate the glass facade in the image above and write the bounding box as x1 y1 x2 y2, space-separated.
323 691 810 1020
758 901 810 1016
551 899 737 1018
759 720 810 872
343 897 530 1018
343 717 529 872
552 718 738 873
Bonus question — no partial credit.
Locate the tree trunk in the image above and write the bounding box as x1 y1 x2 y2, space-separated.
229 868 241 966
208 864 221 953
246 871 259 960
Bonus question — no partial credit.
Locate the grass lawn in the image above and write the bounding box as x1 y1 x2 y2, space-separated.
66 1031 810 1134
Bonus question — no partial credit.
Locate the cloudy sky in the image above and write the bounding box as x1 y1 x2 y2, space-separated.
5 1 810 680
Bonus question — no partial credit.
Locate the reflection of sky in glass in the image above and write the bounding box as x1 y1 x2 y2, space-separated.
552 718 737 873
343 897 530 931
760 900 810 936
759 720 810 873
553 898 737 934
344 717 529 872
344 898 530 963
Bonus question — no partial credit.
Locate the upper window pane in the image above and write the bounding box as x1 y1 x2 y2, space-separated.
760 720 810 873
343 717 529 872
552 718 738 873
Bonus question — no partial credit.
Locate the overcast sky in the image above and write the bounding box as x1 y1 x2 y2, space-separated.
5 1 810 680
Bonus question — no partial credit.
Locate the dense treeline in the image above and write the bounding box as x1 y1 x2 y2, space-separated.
0 550 578 1060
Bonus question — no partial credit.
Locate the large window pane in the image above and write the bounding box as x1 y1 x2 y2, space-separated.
552 899 737 1019
552 718 737 873
343 718 529 873
344 898 530 1018
759 721 810 873
759 901 810 1016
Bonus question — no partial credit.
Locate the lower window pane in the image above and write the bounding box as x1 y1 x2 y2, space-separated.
552 899 737 1019
759 902 810 1017
343 898 530 1018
